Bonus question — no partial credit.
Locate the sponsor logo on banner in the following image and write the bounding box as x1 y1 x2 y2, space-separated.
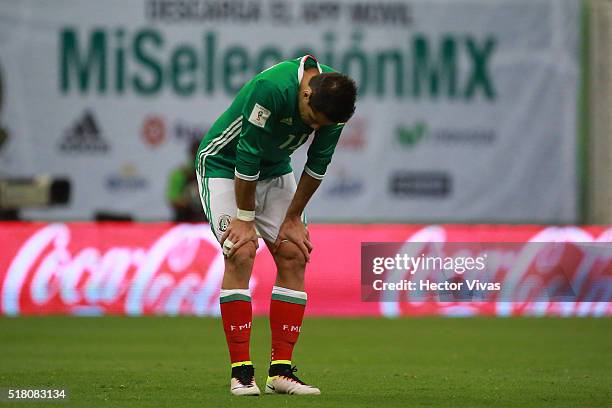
58 29 496 99
0 224 226 316
434 128 495 146
338 117 367 151
324 169 364 197
390 171 451 197
396 122 427 149
396 123 496 149
142 115 166 147
142 115 206 148
59 110 109 153
368 225 612 318
174 119 207 143
105 163 149 191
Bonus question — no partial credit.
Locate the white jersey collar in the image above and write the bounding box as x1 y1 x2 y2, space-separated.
297 55 322 83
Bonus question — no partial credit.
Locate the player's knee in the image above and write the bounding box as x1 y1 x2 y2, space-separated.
275 242 307 271
226 243 256 271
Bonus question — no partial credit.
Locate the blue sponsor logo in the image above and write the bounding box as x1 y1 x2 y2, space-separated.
325 175 364 197
105 164 148 191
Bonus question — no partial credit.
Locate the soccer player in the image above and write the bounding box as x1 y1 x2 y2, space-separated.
195 55 357 396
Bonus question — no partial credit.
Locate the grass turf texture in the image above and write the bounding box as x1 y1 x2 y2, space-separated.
0 317 610 407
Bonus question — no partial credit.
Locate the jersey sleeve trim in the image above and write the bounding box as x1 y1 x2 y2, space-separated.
235 169 260 181
304 166 325 180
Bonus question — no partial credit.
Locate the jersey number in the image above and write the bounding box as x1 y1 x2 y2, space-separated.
279 134 308 151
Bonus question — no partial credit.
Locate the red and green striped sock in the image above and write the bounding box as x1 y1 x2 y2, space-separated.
269 286 307 364
220 288 252 366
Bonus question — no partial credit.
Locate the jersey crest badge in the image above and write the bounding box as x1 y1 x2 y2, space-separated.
218 214 231 232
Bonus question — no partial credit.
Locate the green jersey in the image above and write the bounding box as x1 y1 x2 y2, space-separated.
196 55 344 181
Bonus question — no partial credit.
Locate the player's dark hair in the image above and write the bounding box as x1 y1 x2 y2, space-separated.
308 73 357 123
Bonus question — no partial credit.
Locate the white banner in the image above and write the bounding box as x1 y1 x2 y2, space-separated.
0 0 580 222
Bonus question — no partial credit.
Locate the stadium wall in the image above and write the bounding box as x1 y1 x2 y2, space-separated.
0 222 610 317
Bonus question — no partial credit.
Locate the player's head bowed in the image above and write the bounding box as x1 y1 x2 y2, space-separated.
307 73 357 124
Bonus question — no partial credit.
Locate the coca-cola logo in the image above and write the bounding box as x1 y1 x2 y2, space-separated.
376 226 612 317
1 224 227 316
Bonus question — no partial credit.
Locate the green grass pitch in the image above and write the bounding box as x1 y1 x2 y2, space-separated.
0 316 610 407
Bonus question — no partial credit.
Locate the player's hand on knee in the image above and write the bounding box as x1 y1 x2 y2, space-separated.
274 216 313 262
221 218 258 258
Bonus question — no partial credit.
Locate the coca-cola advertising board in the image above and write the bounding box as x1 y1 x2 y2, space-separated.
1 223 610 317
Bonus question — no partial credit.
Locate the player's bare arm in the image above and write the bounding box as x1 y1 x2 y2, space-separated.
220 178 258 258
274 171 321 262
